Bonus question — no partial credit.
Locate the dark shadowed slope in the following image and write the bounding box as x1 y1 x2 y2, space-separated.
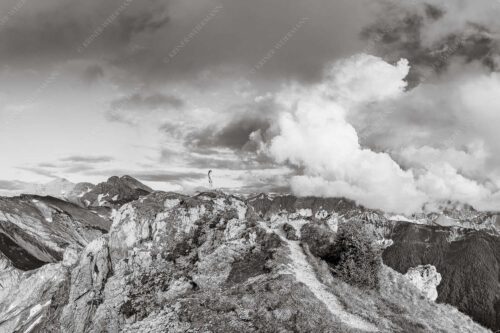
383 222 500 331
0 232 46 270
0 195 110 266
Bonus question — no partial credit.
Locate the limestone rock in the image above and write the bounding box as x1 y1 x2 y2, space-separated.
0 191 492 333
404 265 442 301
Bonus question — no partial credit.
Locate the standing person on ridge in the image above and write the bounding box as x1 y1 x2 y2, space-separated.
208 170 213 189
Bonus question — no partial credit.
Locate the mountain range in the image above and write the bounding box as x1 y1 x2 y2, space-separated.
0 176 498 332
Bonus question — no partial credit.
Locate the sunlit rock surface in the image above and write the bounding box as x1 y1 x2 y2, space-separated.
0 191 493 332
0 195 110 268
404 265 442 301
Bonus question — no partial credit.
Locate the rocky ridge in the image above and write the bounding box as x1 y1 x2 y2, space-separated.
79 175 153 209
0 195 110 270
0 190 491 332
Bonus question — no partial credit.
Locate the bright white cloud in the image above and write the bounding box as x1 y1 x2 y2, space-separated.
325 55 410 105
268 54 427 214
267 53 500 213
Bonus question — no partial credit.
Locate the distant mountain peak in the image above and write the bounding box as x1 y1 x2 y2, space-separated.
80 175 152 208
422 200 477 214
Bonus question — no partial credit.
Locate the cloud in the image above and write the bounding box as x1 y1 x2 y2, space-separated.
0 180 25 191
131 171 205 182
185 154 271 171
0 0 171 65
4 0 500 211
106 91 185 124
38 163 58 168
82 64 104 84
61 155 114 163
266 51 500 213
63 165 95 173
120 0 376 85
0 0 378 87
110 92 184 111
353 65 500 168
267 54 426 214
17 166 56 178
361 0 500 87
188 116 271 151
415 163 492 205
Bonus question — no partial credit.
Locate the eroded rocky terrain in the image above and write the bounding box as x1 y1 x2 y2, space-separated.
0 184 495 332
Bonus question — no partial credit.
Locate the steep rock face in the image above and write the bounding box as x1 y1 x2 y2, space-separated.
250 194 500 331
247 194 399 240
81 176 152 208
0 259 68 332
0 195 110 268
248 194 366 220
65 182 96 205
60 237 112 333
403 265 441 301
383 222 500 331
1 191 488 332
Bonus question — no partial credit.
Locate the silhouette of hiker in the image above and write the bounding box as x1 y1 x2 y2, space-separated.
208 170 213 189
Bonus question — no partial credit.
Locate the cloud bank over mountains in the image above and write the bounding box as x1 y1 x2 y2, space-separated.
263 53 500 213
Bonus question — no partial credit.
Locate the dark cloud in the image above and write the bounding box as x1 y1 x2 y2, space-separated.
38 163 58 168
106 91 186 124
82 168 205 184
17 167 56 178
119 7 170 35
0 0 170 66
63 164 95 173
82 64 104 84
157 95 282 173
114 0 374 85
61 155 114 163
0 180 25 191
110 92 184 111
131 171 205 182
361 2 499 87
188 117 270 151
185 154 277 171
158 144 269 171
424 4 444 20
182 97 278 152
0 0 375 86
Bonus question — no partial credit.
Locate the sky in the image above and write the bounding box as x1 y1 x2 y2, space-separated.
1 0 500 213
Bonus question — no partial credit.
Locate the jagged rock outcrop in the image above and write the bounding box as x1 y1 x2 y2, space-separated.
399 200 500 234
404 265 441 301
65 182 95 205
80 175 152 208
0 195 110 269
383 222 500 331
0 256 68 332
0 191 490 332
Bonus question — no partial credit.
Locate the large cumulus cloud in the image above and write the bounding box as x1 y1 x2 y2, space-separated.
267 55 427 213
265 53 500 213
